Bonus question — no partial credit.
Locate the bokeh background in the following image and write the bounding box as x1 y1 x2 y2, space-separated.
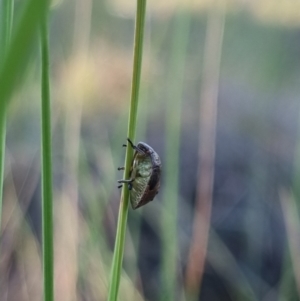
1 0 300 300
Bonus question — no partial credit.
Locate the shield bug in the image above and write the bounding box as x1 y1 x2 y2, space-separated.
118 138 161 209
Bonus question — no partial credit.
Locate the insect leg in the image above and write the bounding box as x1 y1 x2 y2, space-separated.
118 178 134 190
117 179 134 184
117 183 133 190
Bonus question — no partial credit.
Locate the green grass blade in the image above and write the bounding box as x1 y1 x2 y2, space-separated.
0 0 49 107
40 7 54 301
0 0 14 61
107 1 147 300
0 0 14 230
161 9 191 301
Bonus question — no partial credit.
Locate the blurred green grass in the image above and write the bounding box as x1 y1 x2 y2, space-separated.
1 1 300 301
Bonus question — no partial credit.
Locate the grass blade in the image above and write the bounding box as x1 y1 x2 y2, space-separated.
107 1 147 300
0 0 14 230
0 0 49 107
40 7 54 301
0 0 14 59
161 8 191 301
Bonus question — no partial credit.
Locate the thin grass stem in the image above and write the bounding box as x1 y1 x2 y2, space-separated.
1 0 14 47
0 0 49 105
0 0 14 231
107 1 147 301
40 9 54 301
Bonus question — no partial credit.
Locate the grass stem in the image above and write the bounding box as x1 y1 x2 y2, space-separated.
0 0 14 231
107 1 147 301
40 8 54 301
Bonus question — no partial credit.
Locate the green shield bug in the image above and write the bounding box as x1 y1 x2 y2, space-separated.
118 138 161 209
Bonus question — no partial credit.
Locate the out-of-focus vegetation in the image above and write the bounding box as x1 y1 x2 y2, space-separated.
1 0 300 300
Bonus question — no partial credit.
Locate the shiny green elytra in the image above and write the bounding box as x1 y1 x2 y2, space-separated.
118 138 161 209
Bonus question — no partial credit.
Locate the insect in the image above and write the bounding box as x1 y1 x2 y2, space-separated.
118 138 161 209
